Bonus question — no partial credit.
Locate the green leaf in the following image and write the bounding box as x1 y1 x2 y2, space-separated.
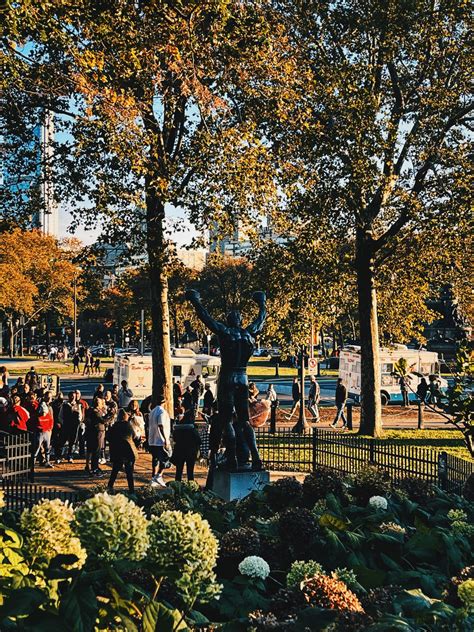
366 614 416 631
351 565 387 589
0 587 47 617
142 602 188 632
319 513 348 531
59 585 98 632
393 589 433 616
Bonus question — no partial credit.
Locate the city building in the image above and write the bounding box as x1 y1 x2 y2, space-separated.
209 215 286 257
1 110 59 237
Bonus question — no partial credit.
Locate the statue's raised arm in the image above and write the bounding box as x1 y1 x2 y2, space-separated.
185 289 225 335
246 291 267 336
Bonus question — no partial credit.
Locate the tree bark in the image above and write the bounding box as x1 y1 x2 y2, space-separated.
356 231 383 437
145 185 173 415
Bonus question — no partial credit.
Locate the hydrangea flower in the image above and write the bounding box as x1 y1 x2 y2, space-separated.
74 492 149 561
148 510 221 604
331 567 359 592
458 579 474 611
239 555 270 580
287 560 324 588
21 499 86 569
448 509 468 522
368 495 388 510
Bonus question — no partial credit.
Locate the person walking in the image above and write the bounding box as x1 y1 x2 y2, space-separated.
331 378 348 430
93 356 101 375
107 409 138 493
82 350 92 375
171 409 201 482
286 377 300 420
308 376 321 422
147 395 171 487
118 380 133 409
35 391 54 467
84 396 106 476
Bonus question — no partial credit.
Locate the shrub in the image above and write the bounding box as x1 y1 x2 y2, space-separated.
302 467 344 505
148 510 220 604
267 477 303 511
220 527 261 560
286 560 324 588
278 508 318 546
463 473 474 502
20 499 86 569
398 477 435 504
331 568 360 593
303 574 364 612
238 555 271 580
350 465 392 504
149 497 177 517
74 492 149 561
368 495 388 510
458 579 474 611
360 586 402 617
445 566 474 608
268 585 306 618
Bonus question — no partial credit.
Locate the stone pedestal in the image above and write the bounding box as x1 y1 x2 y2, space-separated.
212 469 270 501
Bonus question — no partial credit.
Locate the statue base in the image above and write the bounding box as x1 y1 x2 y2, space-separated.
211 469 270 501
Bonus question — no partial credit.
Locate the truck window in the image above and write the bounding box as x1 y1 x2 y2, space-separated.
173 365 182 377
381 363 393 373
202 365 218 378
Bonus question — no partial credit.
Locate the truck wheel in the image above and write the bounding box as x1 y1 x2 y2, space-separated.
381 392 389 406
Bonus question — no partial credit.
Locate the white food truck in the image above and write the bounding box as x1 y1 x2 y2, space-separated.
339 344 447 405
113 348 221 400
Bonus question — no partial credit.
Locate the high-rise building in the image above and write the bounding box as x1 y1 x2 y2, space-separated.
1 111 59 237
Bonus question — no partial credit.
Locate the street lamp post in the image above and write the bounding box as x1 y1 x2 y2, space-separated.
73 274 78 351
292 344 310 433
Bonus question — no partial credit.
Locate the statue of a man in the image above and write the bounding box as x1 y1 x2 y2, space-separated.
185 289 267 471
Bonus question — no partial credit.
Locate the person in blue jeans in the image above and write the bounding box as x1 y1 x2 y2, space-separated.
331 378 348 429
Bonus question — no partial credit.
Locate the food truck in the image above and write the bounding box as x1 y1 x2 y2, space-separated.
113 348 221 400
339 344 447 404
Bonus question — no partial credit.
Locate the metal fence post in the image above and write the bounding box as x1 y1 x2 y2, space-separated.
438 451 448 490
29 432 35 483
369 439 376 465
347 403 353 431
417 400 424 430
312 427 317 472
270 400 278 434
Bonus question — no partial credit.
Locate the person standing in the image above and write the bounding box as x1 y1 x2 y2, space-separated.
127 399 145 448
58 392 82 463
10 395 30 433
399 375 410 407
93 356 101 375
172 409 201 482
84 397 106 476
75 390 89 458
416 377 428 403
107 409 138 493
190 374 204 411
182 386 193 412
118 380 133 409
331 378 348 430
51 392 64 461
147 395 171 487
35 391 54 467
308 376 321 422
265 383 278 404
25 366 39 391
72 352 80 373
286 377 300 420
202 384 215 417
82 350 92 375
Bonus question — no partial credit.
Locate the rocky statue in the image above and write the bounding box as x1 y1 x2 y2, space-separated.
185 289 267 472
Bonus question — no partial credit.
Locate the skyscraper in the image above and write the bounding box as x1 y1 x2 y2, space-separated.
1 110 59 238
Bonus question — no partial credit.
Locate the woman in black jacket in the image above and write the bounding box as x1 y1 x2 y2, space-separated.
107 409 138 493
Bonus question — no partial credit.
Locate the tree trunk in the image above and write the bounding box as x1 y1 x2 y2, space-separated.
356 231 383 437
8 321 14 358
146 186 173 415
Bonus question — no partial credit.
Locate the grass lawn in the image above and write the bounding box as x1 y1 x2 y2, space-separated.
6 357 114 376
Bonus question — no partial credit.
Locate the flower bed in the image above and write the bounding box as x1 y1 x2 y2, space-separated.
0 467 473 630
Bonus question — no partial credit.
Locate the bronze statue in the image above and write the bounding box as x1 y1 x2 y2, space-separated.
185 289 267 472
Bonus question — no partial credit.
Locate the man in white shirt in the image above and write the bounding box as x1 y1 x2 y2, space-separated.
118 380 133 409
147 395 171 487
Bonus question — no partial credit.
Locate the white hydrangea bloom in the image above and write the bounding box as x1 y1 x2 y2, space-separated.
238 555 270 580
368 495 388 510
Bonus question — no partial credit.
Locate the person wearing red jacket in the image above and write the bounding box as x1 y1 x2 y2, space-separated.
11 395 30 432
23 392 40 433
35 391 54 467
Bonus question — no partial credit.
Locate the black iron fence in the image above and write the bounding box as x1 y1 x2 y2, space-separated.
255 428 474 493
1 481 80 512
0 431 33 482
